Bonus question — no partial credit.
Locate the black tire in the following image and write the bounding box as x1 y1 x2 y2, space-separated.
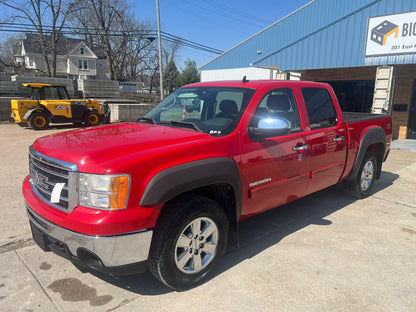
101 103 111 124
103 111 111 124
84 111 101 127
28 111 49 130
343 151 377 198
148 195 228 290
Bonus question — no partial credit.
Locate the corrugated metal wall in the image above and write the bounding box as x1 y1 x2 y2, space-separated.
202 0 416 71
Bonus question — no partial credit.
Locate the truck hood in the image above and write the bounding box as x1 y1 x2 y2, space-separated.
32 123 211 173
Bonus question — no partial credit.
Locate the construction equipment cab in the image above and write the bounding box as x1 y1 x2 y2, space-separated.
11 83 107 130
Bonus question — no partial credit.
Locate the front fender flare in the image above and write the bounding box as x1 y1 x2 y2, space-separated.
140 157 242 220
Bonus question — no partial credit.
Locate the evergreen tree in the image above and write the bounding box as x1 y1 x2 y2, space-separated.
178 59 200 87
163 59 179 94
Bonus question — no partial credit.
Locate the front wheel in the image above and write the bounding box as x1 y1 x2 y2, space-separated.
28 111 49 130
343 151 377 198
148 195 228 290
84 111 101 127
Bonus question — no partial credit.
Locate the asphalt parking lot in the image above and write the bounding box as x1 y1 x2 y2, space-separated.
0 123 415 312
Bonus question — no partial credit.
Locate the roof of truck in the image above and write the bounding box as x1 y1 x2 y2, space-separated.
185 79 329 89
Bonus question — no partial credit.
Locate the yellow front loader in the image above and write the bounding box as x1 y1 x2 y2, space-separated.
11 83 110 130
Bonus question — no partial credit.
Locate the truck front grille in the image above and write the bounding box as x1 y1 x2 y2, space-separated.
29 146 78 212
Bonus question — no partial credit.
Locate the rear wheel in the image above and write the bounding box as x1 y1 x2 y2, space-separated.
84 111 101 127
148 195 228 290
28 111 49 130
344 151 377 198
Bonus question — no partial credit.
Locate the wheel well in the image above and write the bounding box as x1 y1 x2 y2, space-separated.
366 142 384 179
30 109 51 120
160 183 239 248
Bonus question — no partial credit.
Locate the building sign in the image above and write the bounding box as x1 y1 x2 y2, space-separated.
365 11 416 57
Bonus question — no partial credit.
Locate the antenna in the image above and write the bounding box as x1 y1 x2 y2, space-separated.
242 76 249 83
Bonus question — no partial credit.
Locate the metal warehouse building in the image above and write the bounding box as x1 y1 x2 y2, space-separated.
200 0 416 140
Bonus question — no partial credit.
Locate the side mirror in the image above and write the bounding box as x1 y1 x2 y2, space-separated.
248 117 291 141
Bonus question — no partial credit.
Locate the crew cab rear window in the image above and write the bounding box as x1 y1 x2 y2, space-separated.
301 87 338 129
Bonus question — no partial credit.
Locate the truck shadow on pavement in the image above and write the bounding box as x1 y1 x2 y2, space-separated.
77 171 398 294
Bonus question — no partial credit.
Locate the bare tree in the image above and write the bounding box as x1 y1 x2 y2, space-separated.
70 0 182 85
72 0 131 80
0 36 18 74
123 20 157 79
162 41 179 73
0 0 81 77
140 51 160 94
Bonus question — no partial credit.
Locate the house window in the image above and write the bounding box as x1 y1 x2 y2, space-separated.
78 59 88 70
80 47 85 55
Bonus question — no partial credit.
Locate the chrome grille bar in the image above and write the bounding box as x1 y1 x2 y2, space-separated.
29 146 78 213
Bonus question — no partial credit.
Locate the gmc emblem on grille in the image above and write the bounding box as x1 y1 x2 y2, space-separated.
32 170 49 189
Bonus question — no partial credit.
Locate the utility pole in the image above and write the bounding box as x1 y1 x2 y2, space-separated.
156 0 164 100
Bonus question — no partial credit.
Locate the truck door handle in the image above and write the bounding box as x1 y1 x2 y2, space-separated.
333 136 345 142
293 144 309 152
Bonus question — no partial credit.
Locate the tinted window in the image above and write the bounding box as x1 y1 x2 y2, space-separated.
42 86 69 100
57 87 70 100
301 88 338 129
43 86 60 100
31 88 41 100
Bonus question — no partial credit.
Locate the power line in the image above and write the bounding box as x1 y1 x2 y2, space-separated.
161 32 223 54
0 22 224 55
175 0 268 29
160 1 250 36
203 0 274 26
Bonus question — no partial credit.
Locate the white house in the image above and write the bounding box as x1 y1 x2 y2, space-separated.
13 33 109 80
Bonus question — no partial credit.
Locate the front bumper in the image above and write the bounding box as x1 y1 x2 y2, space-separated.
27 205 153 274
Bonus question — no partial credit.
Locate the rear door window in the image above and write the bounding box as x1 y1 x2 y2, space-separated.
301 87 338 129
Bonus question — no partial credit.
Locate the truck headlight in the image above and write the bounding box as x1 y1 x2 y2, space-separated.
79 173 130 210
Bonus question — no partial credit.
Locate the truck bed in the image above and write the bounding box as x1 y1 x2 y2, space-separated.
342 112 390 124
340 111 392 182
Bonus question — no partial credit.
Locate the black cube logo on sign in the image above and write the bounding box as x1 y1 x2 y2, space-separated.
371 20 399 46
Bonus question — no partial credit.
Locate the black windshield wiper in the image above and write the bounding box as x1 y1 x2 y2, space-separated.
160 120 203 132
138 117 157 124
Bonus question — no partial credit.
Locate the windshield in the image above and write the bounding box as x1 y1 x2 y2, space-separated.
142 86 256 136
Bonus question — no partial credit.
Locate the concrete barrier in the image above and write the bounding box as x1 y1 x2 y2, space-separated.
78 80 120 98
107 103 154 122
0 97 15 122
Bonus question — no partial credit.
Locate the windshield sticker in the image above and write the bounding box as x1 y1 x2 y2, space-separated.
209 130 222 135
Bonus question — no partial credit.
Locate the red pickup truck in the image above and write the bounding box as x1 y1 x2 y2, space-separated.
24 80 392 290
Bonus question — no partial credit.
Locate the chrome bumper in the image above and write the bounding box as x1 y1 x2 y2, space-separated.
26 206 153 267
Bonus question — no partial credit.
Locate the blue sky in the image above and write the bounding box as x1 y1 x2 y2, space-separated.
127 0 312 69
1 0 312 69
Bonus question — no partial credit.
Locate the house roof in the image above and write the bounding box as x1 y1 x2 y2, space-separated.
17 33 105 59
21 33 84 55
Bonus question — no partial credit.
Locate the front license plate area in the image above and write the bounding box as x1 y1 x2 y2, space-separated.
30 221 50 251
